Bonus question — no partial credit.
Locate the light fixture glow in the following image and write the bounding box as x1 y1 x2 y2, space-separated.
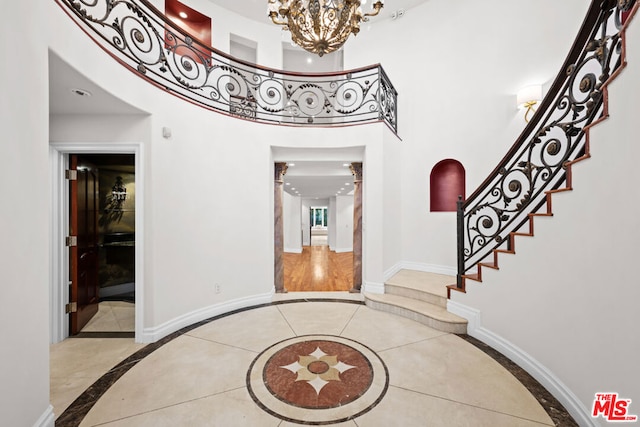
268 0 384 57
517 85 543 122
179 11 188 19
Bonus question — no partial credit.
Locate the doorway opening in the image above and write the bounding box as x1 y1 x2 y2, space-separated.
276 159 362 293
71 154 136 335
310 206 328 246
50 143 144 343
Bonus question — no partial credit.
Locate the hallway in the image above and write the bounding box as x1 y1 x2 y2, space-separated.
51 297 571 426
283 245 353 292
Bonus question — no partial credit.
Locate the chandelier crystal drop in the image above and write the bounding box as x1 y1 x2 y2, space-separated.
268 0 384 56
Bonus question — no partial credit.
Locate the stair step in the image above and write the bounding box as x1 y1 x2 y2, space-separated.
384 270 451 307
364 292 467 334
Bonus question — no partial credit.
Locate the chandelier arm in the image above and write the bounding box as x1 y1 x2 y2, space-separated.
363 1 384 18
269 12 288 26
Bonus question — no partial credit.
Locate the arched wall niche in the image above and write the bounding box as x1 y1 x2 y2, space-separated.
430 159 465 212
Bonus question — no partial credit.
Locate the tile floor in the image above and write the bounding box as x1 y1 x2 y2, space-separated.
80 301 135 333
51 295 569 426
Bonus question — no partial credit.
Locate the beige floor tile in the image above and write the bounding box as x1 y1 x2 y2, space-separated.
81 302 135 332
50 338 145 379
379 334 552 425
82 305 120 332
50 375 100 417
50 338 145 417
340 305 447 351
276 302 360 336
187 306 294 352
81 335 257 426
358 386 553 427
86 388 280 427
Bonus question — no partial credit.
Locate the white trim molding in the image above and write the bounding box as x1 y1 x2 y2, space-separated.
33 405 55 427
49 142 145 343
334 247 353 253
284 247 303 254
447 300 597 427
363 281 385 294
141 292 274 343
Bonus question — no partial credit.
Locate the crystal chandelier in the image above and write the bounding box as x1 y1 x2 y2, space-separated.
268 0 384 57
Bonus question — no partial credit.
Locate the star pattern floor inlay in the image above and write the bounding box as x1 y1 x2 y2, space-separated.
248 335 388 424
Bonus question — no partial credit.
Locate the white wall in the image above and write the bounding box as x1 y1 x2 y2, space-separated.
334 195 354 252
0 3 53 426
283 192 302 253
346 0 590 271
328 197 336 249
451 13 640 427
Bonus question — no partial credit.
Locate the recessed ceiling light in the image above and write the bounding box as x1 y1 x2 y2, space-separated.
71 88 92 97
179 11 188 19
291 188 296 191
343 163 349 167
285 182 290 186
288 163 295 166
340 188 345 191
345 182 350 185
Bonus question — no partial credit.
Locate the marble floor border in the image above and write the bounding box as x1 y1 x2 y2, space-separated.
54 298 577 426
73 332 135 339
456 334 578 427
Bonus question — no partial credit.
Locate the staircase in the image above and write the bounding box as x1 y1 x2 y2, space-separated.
364 270 467 334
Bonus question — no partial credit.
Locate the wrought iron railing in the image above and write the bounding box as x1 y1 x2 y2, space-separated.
456 0 635 287
54 0 398 132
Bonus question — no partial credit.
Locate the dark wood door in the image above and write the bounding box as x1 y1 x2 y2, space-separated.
69 155 100 334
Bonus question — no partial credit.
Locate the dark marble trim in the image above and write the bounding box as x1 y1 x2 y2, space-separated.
456 334 578 427
74 332 135 339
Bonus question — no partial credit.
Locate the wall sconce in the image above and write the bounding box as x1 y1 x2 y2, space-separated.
111 176 127 204
517 85 543 122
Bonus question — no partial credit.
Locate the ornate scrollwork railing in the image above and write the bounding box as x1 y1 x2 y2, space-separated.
456 0 635 286
54 0 398 132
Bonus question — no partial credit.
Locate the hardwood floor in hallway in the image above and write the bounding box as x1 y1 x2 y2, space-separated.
284 245 353 291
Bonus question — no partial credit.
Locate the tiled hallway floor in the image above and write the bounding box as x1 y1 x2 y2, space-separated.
52 298 570 426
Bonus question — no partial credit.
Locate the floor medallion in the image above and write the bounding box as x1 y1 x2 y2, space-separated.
247 335 389 425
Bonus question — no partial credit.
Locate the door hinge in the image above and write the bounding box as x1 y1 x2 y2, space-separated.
66 236 77 247
65 302 77 314
65 169 77 180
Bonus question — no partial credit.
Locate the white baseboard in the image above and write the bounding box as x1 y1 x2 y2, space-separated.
141 292 273 343
447 300 596 427
384 261 456 281
334 247 353 253
363 281 385 294
34 405 55 427
284 247 303 253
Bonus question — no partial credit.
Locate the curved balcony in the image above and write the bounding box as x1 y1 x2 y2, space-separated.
454 0 637 289
54 0 398 132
